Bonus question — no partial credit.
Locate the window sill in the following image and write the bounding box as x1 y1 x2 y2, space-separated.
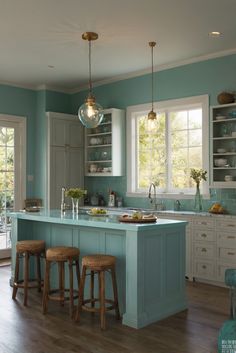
126 192 210 200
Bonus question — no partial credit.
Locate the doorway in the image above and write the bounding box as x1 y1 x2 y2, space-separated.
0 115 26 259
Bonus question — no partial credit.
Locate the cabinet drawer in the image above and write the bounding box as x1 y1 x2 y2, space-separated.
193 260 215 279
217 232 236 247
193 242 215 259
193 229 215 242
216 219 236 231
193 218 214 228
219 248 236 262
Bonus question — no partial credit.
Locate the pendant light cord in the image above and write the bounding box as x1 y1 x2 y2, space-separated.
88 39 92 94
151 44 154 111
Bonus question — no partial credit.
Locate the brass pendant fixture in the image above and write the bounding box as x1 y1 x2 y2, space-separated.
148 41 157 120
78 32 104 128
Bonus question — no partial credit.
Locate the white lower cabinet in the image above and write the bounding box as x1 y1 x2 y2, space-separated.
157 212 236 286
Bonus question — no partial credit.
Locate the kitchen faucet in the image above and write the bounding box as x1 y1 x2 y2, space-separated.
148 182 158 210
148 182 165 211
61 187 67 213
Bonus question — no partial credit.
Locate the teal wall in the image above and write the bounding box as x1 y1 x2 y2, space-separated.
0 84 36 196
71 54 236 214
1 54 236 213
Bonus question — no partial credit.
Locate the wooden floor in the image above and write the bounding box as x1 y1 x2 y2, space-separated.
0 266 229 353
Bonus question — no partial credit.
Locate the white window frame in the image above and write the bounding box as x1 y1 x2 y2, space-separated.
0 114 26 210
126 95 209 199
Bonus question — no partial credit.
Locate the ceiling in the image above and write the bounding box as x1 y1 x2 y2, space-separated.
1 0 236 92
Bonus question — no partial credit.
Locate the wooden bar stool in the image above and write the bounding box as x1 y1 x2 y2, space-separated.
12 240 45 306
75 254 120 329
42 246 80 319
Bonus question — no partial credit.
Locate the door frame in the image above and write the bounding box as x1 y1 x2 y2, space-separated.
0 114 26 258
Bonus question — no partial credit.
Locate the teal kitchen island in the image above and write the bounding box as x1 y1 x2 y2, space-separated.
10 210 187 329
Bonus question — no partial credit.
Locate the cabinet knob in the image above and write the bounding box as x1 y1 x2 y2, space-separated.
201 248 207 252
227 252 235 256
201 233 207 238
202 265 207 269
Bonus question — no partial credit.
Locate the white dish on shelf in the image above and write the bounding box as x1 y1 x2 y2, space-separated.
217 148 227 153
214 158 227 167
216 115 226 120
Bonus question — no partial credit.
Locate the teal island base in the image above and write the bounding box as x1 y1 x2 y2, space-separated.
10 210 187 329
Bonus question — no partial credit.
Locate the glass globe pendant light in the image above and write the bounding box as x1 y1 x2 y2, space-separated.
147 41 157 121
78 32 104 128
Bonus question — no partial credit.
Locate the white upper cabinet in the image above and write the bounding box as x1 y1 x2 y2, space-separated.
46 112 84 209
84 108 125 176
210 103 236 188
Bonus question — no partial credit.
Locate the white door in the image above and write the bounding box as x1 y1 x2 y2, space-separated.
0 115 26 259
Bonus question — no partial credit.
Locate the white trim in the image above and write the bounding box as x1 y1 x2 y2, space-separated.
126 95 209 199
0 114 26 210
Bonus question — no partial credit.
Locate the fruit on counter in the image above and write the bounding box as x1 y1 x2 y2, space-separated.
209 203 225 213
90 208 107 215
132 211 143 220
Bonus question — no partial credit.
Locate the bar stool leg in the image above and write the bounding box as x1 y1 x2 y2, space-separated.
75 265 86 322
75 259 80 288
111 267 121 320
36 253 42 292
42 260 50 314
69 259 74 318
90 270 95 315
58 261 65 306
99 270 106 330
24 251 29 306
12 252 20 300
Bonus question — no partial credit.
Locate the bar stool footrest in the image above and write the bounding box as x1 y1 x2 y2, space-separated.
82 298 116 312
48 288 78 302
13 279 44 289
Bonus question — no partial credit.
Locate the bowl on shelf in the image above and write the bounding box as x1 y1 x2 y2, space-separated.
216 148 227 153
216 115 226 120
214 158 227 167
225 175 233 182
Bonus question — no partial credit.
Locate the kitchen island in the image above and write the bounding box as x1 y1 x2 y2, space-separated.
10 210 187 329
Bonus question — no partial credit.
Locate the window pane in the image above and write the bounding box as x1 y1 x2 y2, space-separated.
189 147 202 167
189 129 202 147
172 130 188 147
0 128 14 146
6 147 14 170
172 148 188 168
138 113 166 189
170 111 187 130
189 109 202 129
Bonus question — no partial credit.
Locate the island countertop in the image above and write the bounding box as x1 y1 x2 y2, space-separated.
10 209 187 231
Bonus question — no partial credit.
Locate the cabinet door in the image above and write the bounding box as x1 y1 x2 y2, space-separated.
66 147 84 188
50 146 67 209
50 114 84 148
50 146 84 209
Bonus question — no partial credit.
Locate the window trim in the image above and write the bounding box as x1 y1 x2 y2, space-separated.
126 95 209 199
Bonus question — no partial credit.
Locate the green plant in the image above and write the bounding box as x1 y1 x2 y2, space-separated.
190 168 207 186
65 188 86 199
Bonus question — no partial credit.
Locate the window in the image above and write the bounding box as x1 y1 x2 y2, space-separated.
126 95 209 198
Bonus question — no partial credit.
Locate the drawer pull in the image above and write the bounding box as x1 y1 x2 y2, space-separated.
227 252 235 256
227 224 236 228
201 248 207 252
202 265 207 269
201 233 207 238
201 222 207 225
227 236 236 239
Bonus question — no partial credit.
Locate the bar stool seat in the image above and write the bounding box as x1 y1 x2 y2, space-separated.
12 240 45 306
76 254 120 330
42 246 80 319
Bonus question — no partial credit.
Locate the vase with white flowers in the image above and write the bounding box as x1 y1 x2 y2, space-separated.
190 168 207 212
65 188 86 213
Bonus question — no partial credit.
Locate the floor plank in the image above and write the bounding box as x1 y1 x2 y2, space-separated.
0 266 229 353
